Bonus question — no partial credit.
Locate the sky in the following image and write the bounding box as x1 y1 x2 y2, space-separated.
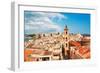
24 11 90 34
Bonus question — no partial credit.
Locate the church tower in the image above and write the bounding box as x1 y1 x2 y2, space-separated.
63 25 70 59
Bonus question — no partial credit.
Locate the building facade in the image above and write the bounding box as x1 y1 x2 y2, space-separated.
63 25 70 59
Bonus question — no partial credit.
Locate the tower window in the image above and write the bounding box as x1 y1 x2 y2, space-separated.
66 43 68 47
66 32 67 34
66 37 67 41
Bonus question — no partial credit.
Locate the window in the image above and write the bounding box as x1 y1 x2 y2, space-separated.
66 43 68 47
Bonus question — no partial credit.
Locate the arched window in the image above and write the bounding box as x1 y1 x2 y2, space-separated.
66 43 68 47
66 31 67 34
66 37 67 41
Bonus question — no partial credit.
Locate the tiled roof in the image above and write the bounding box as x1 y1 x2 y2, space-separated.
25 48 52 56
24 48 52 61
77 46 90 59
69 41 81 47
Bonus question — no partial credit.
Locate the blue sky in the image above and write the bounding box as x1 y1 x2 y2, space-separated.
24 11 90 34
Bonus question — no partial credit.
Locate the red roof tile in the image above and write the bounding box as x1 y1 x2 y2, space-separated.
70 41 81 47
77 46 90 59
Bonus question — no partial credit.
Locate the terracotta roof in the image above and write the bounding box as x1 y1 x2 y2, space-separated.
70 41 81 47
24 48 52 61
77 46 90 59
24 48 52 56
82 51 90 59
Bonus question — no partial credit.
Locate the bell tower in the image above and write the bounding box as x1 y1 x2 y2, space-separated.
63 25 70 59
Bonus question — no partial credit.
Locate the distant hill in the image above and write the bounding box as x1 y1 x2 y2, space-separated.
25 34 36 37
82 34 90 37
70 33 90 36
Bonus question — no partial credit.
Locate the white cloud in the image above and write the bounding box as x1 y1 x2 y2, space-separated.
25 11 67 34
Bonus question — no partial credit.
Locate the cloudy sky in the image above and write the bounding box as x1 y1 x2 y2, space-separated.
24 11 90 34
